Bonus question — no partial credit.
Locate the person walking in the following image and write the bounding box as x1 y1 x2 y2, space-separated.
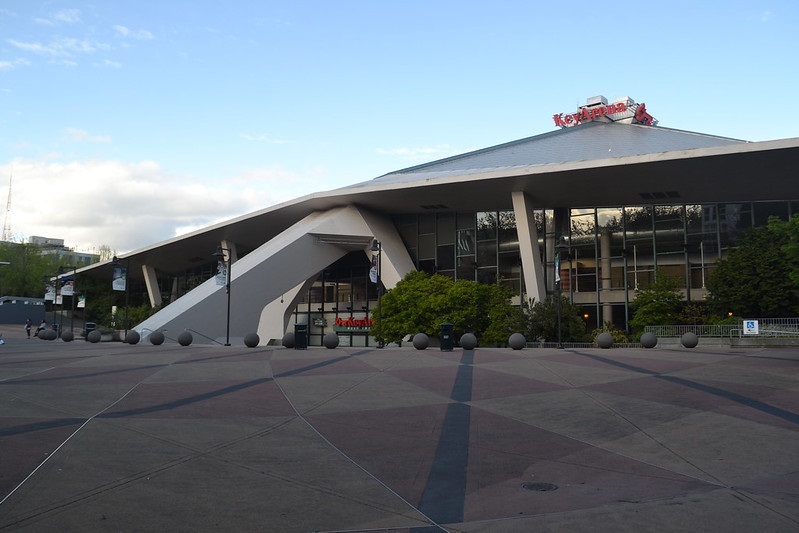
25 318 32 339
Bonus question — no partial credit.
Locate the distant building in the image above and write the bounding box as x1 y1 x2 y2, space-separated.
28 236 99 265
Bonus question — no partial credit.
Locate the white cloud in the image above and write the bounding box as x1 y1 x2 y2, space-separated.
65 128 112 143
239 133 289 144
98 59 122 69
113 25 155 40
0 58 30 71
8 37 110 58
34 9 81 26
53 9 81 24
376 145 456 160
0 158 314 254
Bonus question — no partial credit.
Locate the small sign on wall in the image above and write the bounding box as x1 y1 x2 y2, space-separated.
743 320 759 335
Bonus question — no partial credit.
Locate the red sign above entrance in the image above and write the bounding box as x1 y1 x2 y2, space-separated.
333 316 375 332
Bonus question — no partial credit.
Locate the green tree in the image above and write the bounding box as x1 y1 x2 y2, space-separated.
629 272 683 331
527 295 587 342
706 219 799 317
0 241 62 297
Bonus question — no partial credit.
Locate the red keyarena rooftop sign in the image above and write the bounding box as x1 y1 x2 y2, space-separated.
553 101 655 127
553 102 627 127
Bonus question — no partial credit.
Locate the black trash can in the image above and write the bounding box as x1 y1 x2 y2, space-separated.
52 323 60 336
294 323 308 350
83 322 96 340
440 322 454 351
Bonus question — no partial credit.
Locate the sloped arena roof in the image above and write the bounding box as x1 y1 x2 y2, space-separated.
79 120 799 281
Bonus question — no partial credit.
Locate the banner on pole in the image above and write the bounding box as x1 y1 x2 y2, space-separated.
112 267 126 292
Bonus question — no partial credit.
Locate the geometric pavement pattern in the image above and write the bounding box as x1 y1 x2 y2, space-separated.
1 333 798 532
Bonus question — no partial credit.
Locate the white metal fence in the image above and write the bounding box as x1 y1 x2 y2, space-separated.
645 318 799 339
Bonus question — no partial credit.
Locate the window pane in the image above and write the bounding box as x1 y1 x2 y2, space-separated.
437 213 456 244
457 257 476 280
457 229 475 256
477 241 497 267
753 201 789 226
418 233 435 260
477 212 498 241
624 206 653 290
437 244 455 270
419 214 435 234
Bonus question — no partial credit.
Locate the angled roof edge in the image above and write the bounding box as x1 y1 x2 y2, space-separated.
367 122 748 182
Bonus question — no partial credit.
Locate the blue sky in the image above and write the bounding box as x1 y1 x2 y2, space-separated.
1 1 797 254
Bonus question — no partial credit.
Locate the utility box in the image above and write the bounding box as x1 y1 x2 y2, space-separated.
440 322 454 351
294 323 308 350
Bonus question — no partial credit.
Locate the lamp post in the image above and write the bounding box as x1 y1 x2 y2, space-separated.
58 265 76 334
555 236 569 349
369 239 383 348
70 265 78 333
43 275 56 326
112 256 130 339
213 246 232 346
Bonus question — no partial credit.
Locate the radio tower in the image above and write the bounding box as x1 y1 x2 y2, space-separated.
2 170 12 243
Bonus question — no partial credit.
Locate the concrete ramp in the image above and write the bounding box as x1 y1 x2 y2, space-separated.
135 205 414 344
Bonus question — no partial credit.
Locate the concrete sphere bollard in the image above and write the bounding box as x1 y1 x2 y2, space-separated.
61 330 74 342
282 332 295 348
460 333 477 350
508 332 526 350
244 333 260 348
43 329 57 341
125 331 140 345
149 331 165 345
681 332 699 348
596 332 614 349
177 331 193 346
323 332 339 349
640 332 657 349
412 333 429 350
87 330 102 343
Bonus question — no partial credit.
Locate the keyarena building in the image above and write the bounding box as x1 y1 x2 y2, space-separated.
77 96 799 346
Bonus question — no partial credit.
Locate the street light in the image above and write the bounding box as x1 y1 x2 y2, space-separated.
555 236 570 349
69 265 78 334
58 265 76 334
369 239 383 348
213 246 232 346
112 256 130 339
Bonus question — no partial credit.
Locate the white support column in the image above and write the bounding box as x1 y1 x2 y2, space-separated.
142 264 162 308
258 279 314 344
600 229 613 325
512 192 546 304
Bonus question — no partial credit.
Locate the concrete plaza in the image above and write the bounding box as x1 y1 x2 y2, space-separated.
1 325 798 532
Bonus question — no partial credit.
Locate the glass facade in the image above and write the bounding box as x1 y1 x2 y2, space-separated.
383 201 793 336
166 200 796 345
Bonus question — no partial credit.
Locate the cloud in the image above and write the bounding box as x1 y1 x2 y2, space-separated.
0 158 314 254
53 9 81 24
376 145 456 160
0 58 30 71
239 133 289 144
34 9 81 26
113 25 155 40
8 37 110 58
65 128 112 143
98 59 122 69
